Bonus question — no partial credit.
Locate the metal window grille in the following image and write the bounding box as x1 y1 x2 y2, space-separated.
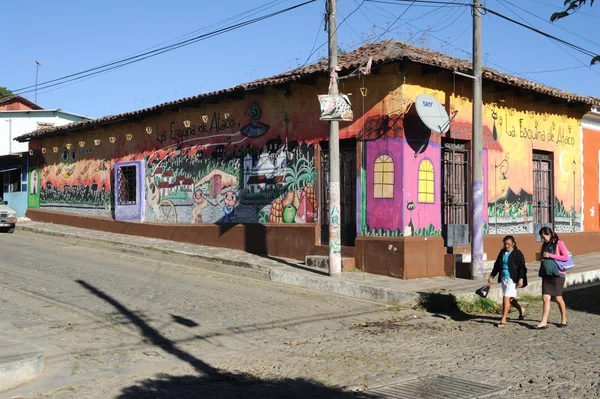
442 143 469 225
533 152 553 224
118 166 137 206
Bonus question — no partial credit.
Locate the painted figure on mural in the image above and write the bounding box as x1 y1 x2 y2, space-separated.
30 170 39 195
145 174 161 218
218 186 238 223
59 145 78 178
191 189 209 223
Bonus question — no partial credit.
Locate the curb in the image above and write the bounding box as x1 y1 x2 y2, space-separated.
18 224 425 306
269 269 421 306
0 343 44 393
17 225 274 273
454 268 600 303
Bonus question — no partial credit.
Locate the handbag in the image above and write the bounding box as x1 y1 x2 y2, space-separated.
556 255 575 272
555 242 575 272
475 285 490 298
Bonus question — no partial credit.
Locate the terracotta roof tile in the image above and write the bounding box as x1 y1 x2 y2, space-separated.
17 41 599 142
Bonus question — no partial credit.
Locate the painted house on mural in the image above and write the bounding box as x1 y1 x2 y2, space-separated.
16 41 600 279
0 95 91 216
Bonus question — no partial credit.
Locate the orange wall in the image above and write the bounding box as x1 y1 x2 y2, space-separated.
583 126 600 231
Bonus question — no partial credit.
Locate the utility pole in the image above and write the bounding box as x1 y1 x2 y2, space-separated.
471 0 484 279
35 61 41 104
327 0 342 276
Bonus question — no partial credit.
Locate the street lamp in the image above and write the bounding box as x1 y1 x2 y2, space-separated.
494 158 509 234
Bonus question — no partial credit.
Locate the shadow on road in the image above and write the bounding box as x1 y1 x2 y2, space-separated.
416 292 498 322
76 279 376 399
117 374 375 399
563 282 600 315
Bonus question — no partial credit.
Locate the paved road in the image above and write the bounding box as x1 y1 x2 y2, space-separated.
1 230 599 398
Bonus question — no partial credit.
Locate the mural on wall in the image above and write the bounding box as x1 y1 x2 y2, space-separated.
38 141 113 216
355 74 582 239
485 106 582 234
36 101 318 224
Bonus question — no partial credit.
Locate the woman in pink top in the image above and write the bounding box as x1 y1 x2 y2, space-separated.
537 227 569 329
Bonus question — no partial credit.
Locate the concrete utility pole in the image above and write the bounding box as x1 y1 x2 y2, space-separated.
471 0 484 279
327 0 342 276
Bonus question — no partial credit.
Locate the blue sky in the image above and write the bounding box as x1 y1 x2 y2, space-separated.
2 0 599 118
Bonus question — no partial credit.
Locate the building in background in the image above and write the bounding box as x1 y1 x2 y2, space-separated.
0 95 91 216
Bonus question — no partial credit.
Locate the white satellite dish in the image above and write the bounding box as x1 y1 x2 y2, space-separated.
415 94 450 134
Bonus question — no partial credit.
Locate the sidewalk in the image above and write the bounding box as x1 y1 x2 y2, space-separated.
15 220 600 307
0 322 44 393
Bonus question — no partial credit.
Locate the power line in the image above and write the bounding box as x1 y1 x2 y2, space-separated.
523 0 600 20
300 0 367 67
493 0 600 76
6 0 317 98
367 0 469 6
302 5 326 66
514 65 588 74
371 0 418 43
483 6 598 58
499 0 600 51
11 1 292 95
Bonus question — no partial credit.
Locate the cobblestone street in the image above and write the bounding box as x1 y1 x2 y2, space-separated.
1 231 599 398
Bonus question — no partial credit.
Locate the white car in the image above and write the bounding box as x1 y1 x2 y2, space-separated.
0 198 16 233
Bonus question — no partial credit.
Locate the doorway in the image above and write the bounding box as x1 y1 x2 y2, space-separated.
441 141 470 246
320 140 356 246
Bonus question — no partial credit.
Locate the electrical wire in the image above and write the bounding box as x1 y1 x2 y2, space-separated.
483 6 598 58
523 0 600 20
498 0 600 51
300 0 367 67
6 0 317 98
493 0 600 76
370 0 418 43
367 0 470 6
514 65 588 74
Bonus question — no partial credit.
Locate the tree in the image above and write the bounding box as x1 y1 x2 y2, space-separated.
550 0 599 64
0 86 13 99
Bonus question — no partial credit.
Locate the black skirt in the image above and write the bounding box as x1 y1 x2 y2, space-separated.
542 276 565 297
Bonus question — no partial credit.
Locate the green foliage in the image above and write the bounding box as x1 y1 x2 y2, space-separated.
549 0 599 64
162 190 188 200
258 208 269 224
455 297 500 315
361 224 440 237
488 201 532 219
0 86 13 99
414 223 442 237
285 147 315 191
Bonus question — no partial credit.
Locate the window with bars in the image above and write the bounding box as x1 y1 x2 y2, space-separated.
533 152 553 224
373 155 394 199
118 166 137 205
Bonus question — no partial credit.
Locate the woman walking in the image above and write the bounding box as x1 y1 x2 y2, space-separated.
488 235 528 328
537 227 569 329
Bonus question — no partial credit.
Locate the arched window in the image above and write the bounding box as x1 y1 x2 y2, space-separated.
374 155 394 198
418 159 435 203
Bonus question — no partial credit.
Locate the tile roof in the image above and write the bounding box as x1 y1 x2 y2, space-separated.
0 95 43 111
17 41 600 142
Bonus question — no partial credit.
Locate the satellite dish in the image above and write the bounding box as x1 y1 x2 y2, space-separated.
415 94 450 134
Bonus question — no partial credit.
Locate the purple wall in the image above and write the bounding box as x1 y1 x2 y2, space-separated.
114 160 145 222
401 142 442 231
366 138 404 231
